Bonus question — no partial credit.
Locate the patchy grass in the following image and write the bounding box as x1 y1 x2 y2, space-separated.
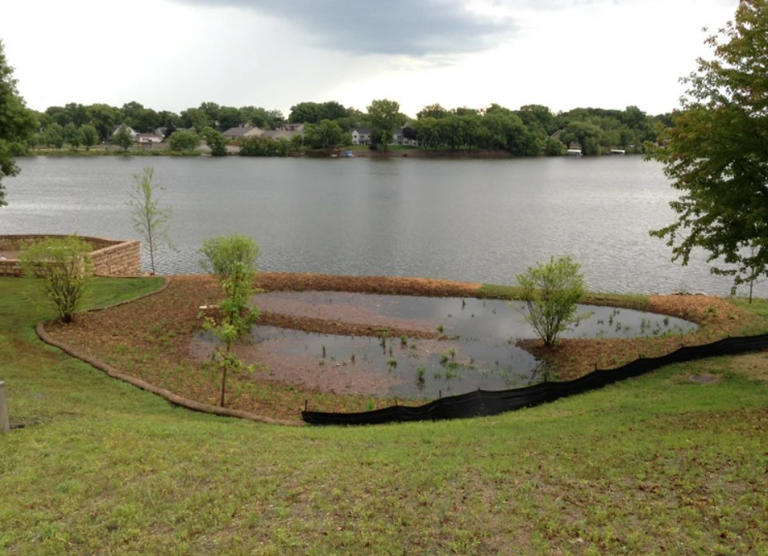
1 276 768 553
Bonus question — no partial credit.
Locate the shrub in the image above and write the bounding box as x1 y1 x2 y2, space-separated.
19 236 92 323
516 255 587 347
168 130 200 152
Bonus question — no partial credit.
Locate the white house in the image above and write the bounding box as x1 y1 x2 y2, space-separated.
351 128 372 146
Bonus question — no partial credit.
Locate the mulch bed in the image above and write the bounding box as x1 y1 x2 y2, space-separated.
44 273 764 422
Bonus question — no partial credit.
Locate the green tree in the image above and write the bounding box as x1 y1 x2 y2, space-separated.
648 0 768 302
303 119 347 148
179 107 211 131
289 101 349 124
517 256 587 348
544 136 566 156
121 101 160 132
201 126 227 156
366 99 406 150
86 103 119 141
168 129 200 152
417 103 450 120
43 123 65 149
80 124 99 150
0 40 37 207
19 236 93 323
217 106 241 130
199 235 261 407
128 167 173 275
239 136 290 156
63 122 82 149
112 124 133 151
561 121 603 156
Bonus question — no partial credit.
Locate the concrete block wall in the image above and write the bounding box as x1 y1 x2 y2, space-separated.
0 235 141 277
90 240 141 276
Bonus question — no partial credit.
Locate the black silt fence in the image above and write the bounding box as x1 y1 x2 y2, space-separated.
302 333 768 426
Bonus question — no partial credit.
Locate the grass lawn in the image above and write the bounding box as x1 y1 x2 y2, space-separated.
1 276 767 553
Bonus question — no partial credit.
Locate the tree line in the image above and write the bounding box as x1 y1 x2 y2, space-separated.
28 98 667 155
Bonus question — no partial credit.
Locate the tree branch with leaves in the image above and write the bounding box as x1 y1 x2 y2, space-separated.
648 0 768 301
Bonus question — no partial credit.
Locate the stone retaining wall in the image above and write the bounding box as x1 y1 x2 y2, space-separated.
0 235 141 277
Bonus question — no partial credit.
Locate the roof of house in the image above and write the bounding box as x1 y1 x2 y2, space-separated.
261 129 300 140
112 125 136 137
222 125 263 138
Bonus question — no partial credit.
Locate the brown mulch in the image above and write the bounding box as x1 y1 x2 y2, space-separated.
45 274 482 421
43 273 766 421
256 272 482 297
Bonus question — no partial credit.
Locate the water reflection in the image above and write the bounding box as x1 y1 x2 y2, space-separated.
3 156 758 295
243 292 697 398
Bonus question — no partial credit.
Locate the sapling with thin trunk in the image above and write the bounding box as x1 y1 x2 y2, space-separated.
128 167 173 275
200 235 260 407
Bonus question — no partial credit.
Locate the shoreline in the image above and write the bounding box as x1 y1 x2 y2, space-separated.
23 148 642 160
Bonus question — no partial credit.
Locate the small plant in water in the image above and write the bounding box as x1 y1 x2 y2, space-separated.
388 358 397 368
415 365 425 385
400 334 408 346
437 324 444 334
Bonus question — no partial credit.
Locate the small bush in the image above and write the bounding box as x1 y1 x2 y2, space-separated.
20 236 92 323
517 255 587 347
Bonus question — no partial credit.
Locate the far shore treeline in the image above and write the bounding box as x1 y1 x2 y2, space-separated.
27 99 670 157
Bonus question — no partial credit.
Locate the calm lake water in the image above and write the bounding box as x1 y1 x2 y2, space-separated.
1 155 756 296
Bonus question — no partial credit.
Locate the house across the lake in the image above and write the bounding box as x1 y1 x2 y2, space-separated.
222 125 264 140
351 128 372 146
135 133 164 144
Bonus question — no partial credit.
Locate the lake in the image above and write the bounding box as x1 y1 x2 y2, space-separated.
1 155 755 296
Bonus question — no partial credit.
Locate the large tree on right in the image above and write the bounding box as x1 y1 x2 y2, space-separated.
650 0 768 301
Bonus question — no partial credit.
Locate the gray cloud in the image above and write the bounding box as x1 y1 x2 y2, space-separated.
173 0 515 56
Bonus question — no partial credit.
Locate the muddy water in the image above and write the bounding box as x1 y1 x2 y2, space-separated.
223 292 698 399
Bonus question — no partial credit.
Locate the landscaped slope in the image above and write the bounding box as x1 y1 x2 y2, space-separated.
1 277 767 553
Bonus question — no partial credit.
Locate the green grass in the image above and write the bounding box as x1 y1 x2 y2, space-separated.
1 276 767 553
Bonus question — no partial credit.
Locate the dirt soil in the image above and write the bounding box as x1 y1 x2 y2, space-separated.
44 273 764 422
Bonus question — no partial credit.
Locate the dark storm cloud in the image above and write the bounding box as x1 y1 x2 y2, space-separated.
173 0 515 56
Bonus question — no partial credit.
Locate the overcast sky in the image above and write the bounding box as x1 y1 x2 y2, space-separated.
2 0 738 118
